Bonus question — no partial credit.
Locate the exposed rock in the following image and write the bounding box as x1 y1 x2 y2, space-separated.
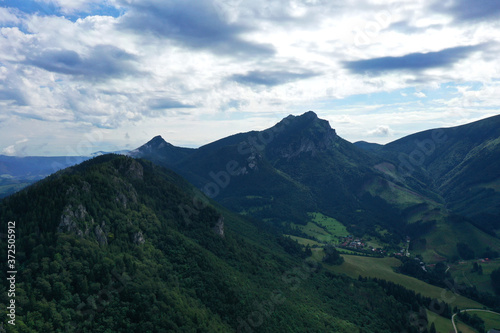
58 204 93 237
279 128 337 159
94 225 108 246
133 231 145 245
82 181 91 193
212 216 225 238
247 152 260 171
112 176 138 208
124 160 144 180
65 181 91 197
115 191 128 208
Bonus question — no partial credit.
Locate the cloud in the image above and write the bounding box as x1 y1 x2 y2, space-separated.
0 7 21 25
387 21 442 34
431 0 500 22
231 70 319 87
148 98 196 110
1 0 500 155
368 125 392 137
344 44 487 75
0 88 28 106
117 0 275 57
414 92 426 98
1 145 16 155
25 45 139 80
15 138 29 144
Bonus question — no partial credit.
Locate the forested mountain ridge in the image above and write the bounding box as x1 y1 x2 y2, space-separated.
0 154 427 332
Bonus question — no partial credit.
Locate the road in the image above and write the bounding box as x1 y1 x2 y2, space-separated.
451 308 500 333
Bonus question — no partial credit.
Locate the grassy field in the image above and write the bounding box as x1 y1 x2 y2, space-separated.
448 259 500 294
426 310 453 333
323 254 483 309
466 310 500 331
291 221 332 243
309 212 349 238
336 248 362 255
419 220 500 263
290 212 350 244
426 309 500 333
455 321 477 333
285 235 322 247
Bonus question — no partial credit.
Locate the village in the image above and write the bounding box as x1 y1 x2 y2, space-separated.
337 235 412 258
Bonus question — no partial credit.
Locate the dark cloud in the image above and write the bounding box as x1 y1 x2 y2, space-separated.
148 98 196 109
117 0 275 57
231 70 319 86
387 21 442 34
431 0 500 22
344 44 486 75
25 45 138 80
0 88 28 106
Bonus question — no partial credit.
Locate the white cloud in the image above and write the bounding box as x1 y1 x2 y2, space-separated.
15 138 29 144
368 125 393 137
0 0 499 154
0 8 21 24
1 145 16 156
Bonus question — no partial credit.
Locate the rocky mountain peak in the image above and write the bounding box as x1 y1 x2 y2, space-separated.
267 111 338 158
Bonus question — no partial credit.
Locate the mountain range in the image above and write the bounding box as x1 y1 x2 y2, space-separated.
1 112 499 331
130 112 500 262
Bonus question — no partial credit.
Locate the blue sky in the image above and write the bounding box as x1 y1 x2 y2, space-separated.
0 0 499 155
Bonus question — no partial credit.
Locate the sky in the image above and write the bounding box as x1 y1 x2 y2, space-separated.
0 0 499 156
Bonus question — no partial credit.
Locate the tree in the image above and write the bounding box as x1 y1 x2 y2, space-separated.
323 244 344 265
429 322 436 333
457 243 475 260
491 268 500 295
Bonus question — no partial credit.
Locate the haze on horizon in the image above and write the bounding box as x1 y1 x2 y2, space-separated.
0 0 499 156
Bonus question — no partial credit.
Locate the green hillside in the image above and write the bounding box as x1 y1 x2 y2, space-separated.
0 154 434 332
377 114 500 236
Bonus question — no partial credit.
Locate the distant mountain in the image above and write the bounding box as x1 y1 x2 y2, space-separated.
0 150 129 199
91 150 130 157
0 155 90 198
354 141 383 152
0 154 422 332
131 112 500 261
0 155 88 179
128 135 194 165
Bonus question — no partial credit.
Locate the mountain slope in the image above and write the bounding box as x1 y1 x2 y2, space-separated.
376 115 500 235
0 154 425 332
